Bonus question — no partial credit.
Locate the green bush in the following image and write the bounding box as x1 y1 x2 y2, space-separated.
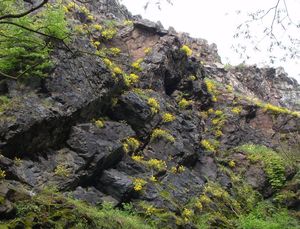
237 201 299 229
0 188 153 229
0 1 68 78
235 144 287 189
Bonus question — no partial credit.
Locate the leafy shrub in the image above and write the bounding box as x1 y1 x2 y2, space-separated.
235 144 287 189
0 1 68 78
237 201 299 229
1 189 153 228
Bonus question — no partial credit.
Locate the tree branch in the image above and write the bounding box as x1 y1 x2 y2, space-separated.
0 21 73 53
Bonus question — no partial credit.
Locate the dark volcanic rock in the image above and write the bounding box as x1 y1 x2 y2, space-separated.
0 0 299 227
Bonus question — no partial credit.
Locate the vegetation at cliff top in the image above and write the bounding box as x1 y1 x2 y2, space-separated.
0 1 68 79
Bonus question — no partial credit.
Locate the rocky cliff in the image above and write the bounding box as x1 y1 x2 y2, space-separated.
0 1 299 228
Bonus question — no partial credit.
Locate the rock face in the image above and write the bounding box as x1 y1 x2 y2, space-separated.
0 0 299 228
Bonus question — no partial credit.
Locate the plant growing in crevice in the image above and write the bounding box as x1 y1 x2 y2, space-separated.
95 120 105 128
123 137 140 154
151 128 175 143
133 178 147 192
180 45 192 56
0 169 6 179
178 98 192 109
147 97 160 114
54 164 71 177
162 112 176 123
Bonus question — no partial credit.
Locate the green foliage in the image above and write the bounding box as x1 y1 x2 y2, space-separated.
237 201 299 229
0 1 68 78
0 168 6 179
0 96 10 112
235 144 287 189
0 189 153 229
54 164 71 177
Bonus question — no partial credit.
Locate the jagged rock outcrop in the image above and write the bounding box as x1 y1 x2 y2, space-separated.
0 0 299 228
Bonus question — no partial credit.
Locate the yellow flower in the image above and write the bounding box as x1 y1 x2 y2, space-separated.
178 98 191 109
113 67 123 75
131 58 143 71
215 130 223 137
123 137 140 153
123 20 134 26
0 169 6 179
149 175 157 182
95 120 104 128
133 178 147 191
215 110 223 116
171 166 177 174
200 139 217 152
162 113 176 123
151 129 175 143
103 58 113 68
231 106 242 115
182 208 193 222
92 41 100 47
101 29 117 40
87 15 94 21
178 165 185 173
131 155 144 162
93 24 102 30
229 160 236 168
124 73 139 87
195 200 203 210
147 159 167 171
144 47 152 54
180 45 192 56
147 98 160 114
54 165 71 177
188 75 196 81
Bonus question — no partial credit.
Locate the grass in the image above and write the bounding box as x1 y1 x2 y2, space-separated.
0 188 153 229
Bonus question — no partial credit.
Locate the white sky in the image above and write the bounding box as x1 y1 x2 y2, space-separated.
121 0 300 82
